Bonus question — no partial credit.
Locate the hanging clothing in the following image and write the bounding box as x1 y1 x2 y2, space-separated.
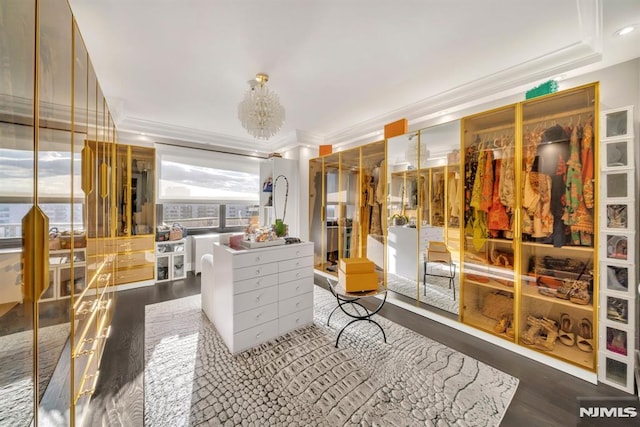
479 149 494 212
581 116 594 209
562 125 593 246
470 147 486 210
498 142 515 211
487 158 510 235
529 171 553 238
534 124 571 247
464 146 478 230
448 173 460 219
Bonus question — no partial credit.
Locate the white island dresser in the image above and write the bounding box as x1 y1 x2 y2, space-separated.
203 242 314 354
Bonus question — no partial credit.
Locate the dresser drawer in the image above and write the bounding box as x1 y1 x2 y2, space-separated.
233 250 283 269
233 303 278 333
277 243 314 260
278 256 313 273
278 292 313 318
278 267 313 285
116 251 154 269
234 285 278 314
108 237 155 253
279 277 313 301
233 263 278 282
233 319 278 353
233 273 279 295
278 309 313 335
114 265 154 285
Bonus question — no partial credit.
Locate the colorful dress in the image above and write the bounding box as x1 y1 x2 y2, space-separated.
562 125 593 246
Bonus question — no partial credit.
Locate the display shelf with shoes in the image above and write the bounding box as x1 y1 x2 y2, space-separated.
597 105 636 394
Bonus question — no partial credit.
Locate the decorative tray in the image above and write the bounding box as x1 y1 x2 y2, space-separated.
239 239 286 249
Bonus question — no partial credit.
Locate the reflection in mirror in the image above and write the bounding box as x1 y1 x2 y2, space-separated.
37 0 73 423
386 133 419 299
322 154 340 274
385 122 461 316
419 121 461 315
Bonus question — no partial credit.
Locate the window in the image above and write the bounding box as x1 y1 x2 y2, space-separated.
157 145 261 232
0 124 84 243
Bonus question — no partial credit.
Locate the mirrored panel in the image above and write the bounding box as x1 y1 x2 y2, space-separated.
419 121 461 315
386 133 419 299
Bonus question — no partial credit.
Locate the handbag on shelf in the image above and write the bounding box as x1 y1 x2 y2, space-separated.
156 226 170 242
169 223 185 241
60 230 86 249
481 291 513 320
49 227 61 251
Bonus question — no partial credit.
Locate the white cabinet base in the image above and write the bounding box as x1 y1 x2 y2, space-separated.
204 242 314 354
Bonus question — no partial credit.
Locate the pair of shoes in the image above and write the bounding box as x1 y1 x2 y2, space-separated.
521 316 542 345
555 280 573 300
558 313 575 346
568 280 591 305
493 314 509 333
577 318 594 352
535 317 559 351
493 314 515 338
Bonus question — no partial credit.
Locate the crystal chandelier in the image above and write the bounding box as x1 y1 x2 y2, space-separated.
238 73 285 140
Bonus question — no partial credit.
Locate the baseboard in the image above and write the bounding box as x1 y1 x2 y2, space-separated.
114 280 155 292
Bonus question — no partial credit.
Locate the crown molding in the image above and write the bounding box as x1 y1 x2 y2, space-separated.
324 0 603 146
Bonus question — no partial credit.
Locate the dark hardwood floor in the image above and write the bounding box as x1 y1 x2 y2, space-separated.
84 273 631 427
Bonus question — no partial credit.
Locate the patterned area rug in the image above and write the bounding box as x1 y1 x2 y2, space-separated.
145 287 518 426
387 270 460 315
0 323 70 427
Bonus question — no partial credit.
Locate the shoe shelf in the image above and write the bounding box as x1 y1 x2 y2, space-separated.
464 276 514 293
596 105 636 394
519 333 594 370
462 308 515 342
520 284 594 311
521 241 594 253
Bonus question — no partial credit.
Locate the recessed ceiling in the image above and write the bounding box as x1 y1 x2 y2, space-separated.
68 0 640 151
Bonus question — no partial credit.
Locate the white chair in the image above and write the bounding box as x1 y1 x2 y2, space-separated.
423 241 456 300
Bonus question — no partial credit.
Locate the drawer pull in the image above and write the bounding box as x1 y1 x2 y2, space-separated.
256 279 262 285
295 302 300 308
295 286 300 292
255 313 262 320
296 272 300 278
255 295 261 303
255 268 261 275
255 256 261 262
256 332 261 339
295 318 299 324
296 251 300 256
295 261 300 267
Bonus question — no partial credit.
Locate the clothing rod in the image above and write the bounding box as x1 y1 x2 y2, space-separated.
522 106 594 126
466 122 515 135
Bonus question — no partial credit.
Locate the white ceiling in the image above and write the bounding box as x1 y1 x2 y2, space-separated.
68 0 640 153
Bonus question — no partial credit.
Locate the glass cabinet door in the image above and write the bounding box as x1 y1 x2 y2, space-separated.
130 145 155 235
323 153 340 274
173 253 186 280
339 148 361 260
0 0 35 425
460 106 517 339
116 144 129 236
309 157 324 270
519 84 597 370
360 140 385 266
